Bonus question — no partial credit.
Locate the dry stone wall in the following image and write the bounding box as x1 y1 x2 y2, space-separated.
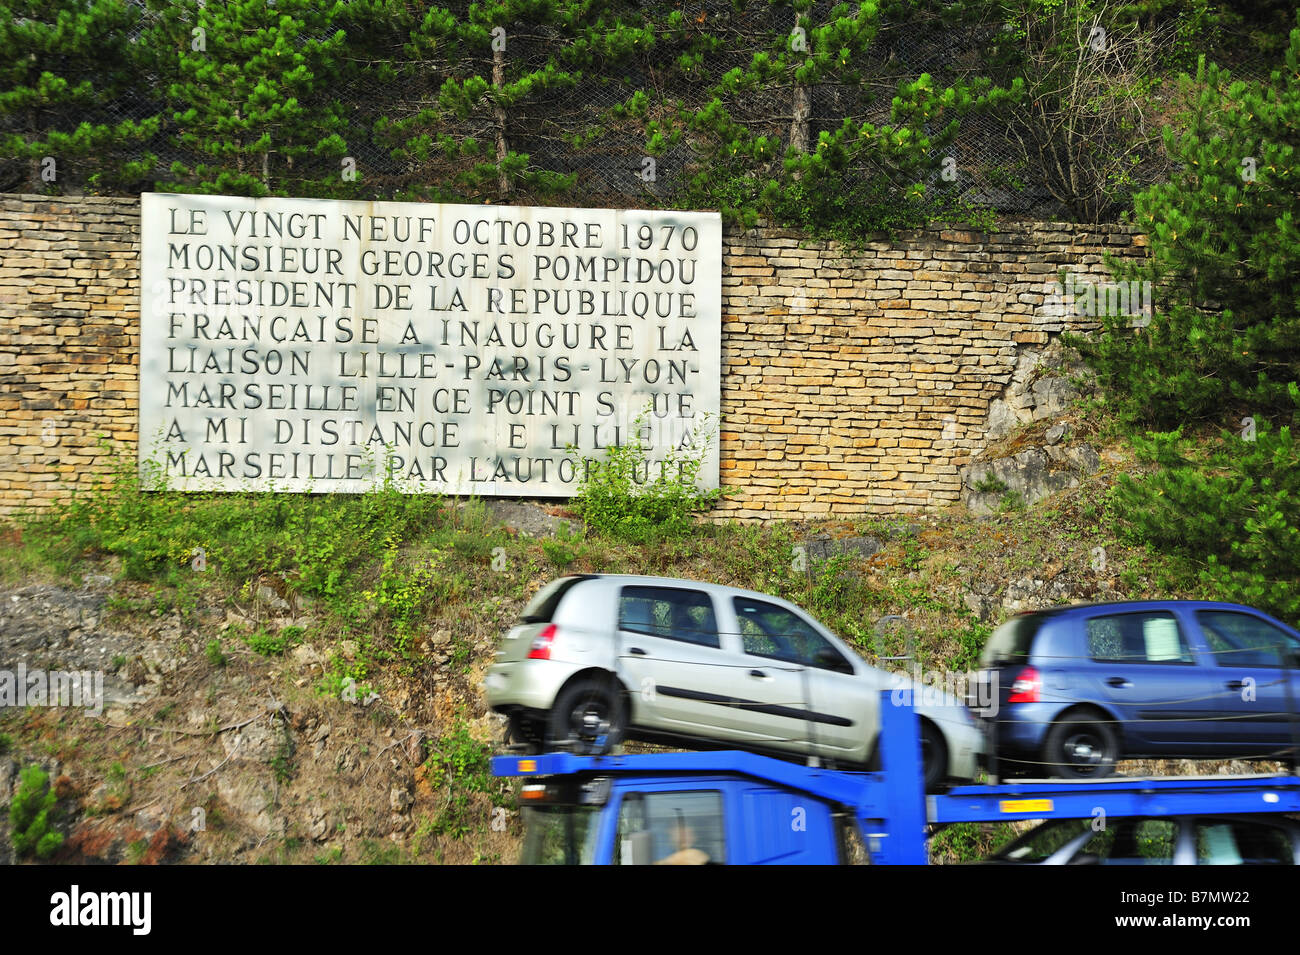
715 222 1144 519
0 195 1145 519
0 196 139 512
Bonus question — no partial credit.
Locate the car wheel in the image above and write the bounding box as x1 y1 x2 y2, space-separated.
548 677 625 756
921 721 948 792
1044 714 1118 779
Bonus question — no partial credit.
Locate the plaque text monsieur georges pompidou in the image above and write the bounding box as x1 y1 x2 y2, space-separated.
139 194 721 495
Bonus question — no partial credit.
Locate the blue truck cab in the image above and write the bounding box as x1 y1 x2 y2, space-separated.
515 763 853 864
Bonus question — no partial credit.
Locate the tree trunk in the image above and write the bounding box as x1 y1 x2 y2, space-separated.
234 108 244 178
789 12 811 178
790 83 811 154
493 45 510 199
29 111 41 188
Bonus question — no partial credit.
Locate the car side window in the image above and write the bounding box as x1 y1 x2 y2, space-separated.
1086 612 1193 664
613 790 725 865
1195 820 1293 865
1071 819 1176 865
618 586 720 648
733 597 852 672
1195 611 1300 668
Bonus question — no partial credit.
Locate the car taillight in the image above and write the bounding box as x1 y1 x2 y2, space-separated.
1007 666 1041 703
527 624 557 660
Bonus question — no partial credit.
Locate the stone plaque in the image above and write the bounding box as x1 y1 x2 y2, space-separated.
139 193 721 495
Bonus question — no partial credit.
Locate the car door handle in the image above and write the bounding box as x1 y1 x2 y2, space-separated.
749 669 769 679
1106 677 1132 688
628 647 647 656
1225 680 1248 690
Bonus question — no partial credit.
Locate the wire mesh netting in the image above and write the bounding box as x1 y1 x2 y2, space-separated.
0 0 1279 221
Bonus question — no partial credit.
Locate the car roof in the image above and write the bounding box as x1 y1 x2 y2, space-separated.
564 573 809 608
1012 600 1285 620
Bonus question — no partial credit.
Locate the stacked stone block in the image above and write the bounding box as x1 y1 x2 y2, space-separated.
0 196 140 513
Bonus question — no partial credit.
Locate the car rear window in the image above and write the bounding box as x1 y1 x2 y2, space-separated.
980 615 1046 667
520 576 593 623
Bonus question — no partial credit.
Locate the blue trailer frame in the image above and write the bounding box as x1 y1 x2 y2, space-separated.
492 693 1300 864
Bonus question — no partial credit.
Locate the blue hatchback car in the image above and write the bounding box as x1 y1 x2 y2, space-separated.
976 601 1300 778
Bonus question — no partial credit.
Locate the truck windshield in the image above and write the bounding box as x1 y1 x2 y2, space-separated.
520 805 602 865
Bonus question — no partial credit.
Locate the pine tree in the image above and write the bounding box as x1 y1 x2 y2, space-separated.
10 764 63 859
627 0 1019 235
151 0 357 198
1113 386 1300 622
1067 19 1300 426
1075 17 1300 624
0 0 159 194
380 0 650 204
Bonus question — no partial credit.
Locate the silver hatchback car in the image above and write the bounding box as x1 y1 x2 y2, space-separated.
483 574 985 788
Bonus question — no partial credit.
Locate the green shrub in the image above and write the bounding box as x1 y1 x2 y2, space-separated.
541 535 577 569
806 553 856 617
362 543 463 655
359 839 406 864
930 822 1018 864
424 723 494 794
421 722 503 837
568 411 723 542
242 628 301 657
205 638 227 667
10 765 63 859
998 491 1027 513
25 447 443 613
973 475 1008 494
950 619 994 673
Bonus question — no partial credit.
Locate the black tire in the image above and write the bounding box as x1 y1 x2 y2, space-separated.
920 721 948 792
864 727 945 790
547 677 625 755
1044 713 1119 779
